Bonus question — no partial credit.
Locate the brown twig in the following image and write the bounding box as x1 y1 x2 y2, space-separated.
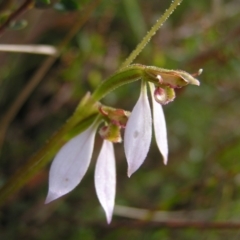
0 0 34 37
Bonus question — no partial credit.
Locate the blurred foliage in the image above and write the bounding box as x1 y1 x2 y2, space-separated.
1 0 240 239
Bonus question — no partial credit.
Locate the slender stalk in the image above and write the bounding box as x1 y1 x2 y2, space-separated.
120 0 183 69
0 44 58 55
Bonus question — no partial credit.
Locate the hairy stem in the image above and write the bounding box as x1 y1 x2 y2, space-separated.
120 0 183 69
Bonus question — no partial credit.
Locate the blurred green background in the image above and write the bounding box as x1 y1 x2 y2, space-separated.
1 0 240 239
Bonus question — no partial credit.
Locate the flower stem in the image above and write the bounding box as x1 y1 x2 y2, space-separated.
120 0 183 69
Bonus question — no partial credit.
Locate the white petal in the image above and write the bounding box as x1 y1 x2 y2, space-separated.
45 125 97 204
94 140 116 224
149 83 168 164
124 83 152 177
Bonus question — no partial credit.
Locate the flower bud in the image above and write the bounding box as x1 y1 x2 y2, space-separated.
99 124 122 143
154 86 175 105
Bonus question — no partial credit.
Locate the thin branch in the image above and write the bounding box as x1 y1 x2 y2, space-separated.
0 44 58 55
120 0 183 69
114 205 214 222
102 220 240 230
0 0 34 37
112 205 240 229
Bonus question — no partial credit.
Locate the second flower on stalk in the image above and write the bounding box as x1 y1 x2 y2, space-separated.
124 81 168 177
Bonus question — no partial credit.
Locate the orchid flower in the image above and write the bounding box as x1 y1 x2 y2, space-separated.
124 81 168 177
123 66 200 176
45 123 116 224
45 65 200 223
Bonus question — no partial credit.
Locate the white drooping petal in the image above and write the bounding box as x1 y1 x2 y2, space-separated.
94 140 116 224
149 83 168 164
45 125 97 204
124 83 152 177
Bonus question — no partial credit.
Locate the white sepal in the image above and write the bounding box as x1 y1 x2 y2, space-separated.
45 125 97 204
149 83 168 164
94 140 116 224
124 82 152 177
